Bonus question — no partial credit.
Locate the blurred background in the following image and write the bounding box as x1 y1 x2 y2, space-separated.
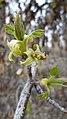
0 0 67 119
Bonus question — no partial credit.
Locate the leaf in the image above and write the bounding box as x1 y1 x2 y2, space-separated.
14 13 24 41
47 77 65 89
50 65 59 76
4 24 15 35
50 2 56 9
8 52 15 62
20 57 34 66
36 91 49 100
40 77 67 92
20 48 34 66
0 0 4 4
33 44 40 53
31 29 45 38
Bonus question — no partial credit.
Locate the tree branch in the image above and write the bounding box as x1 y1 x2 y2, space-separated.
13 80 33 119
35 83 67 114
48 97 67 114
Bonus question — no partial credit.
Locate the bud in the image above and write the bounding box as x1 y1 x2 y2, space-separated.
14 13 24 41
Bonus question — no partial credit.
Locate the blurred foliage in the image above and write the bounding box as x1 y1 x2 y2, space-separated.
0 0 4 4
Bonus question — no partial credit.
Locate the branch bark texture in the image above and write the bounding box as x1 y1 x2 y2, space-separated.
13 80 33 119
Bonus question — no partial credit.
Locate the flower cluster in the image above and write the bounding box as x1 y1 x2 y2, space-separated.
4 13 46 66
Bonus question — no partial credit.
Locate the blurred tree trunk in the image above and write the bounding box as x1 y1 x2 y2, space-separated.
0 1 5 76
63 17 67 51
0 1 5 30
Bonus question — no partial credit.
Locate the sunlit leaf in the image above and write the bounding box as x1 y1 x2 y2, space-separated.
4 24 15 35
36 91 49 100
34 44 40 53
50 65 59 76
24 48 33 55
40 77 67 93
47 77 65 89
20 48 35 66
14 13 24 41
31 29 45 38
8 52 15 62
20 57 34 66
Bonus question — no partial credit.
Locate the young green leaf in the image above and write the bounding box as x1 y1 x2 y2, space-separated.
8 51 15 62
36 91 49 100
14 13 24 41
40 77 67 93
31 29 45 38
50 65 59 76
20 48 34 66
4 24 15 35
20 57 34 66
47 77 65 89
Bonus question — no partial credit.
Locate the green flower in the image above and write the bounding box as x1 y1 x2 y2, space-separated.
7 39 26 62
20 44 46 66
4 13 45 65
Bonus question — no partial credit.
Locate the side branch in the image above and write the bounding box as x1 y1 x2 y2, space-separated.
48 97 67 114
13 80 33 119
35 83 67 114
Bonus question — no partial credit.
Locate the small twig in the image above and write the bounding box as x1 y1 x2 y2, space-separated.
28 62 36 81
35 83 67 114
13 80 33 119
48 97 67 114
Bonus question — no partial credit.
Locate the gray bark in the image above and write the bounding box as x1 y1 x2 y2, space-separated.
13 80 33 119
